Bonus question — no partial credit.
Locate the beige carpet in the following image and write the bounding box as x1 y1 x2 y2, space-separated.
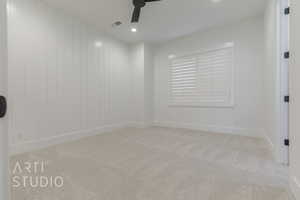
10 127 291 200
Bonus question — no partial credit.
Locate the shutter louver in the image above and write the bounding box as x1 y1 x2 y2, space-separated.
169 45 234 107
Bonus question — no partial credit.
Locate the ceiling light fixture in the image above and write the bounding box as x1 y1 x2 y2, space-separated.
211 0 222 3
131 27 137 33
95 41 103 47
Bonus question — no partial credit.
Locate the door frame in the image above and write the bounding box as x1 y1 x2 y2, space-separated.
278 0 290 165
0 0 8 199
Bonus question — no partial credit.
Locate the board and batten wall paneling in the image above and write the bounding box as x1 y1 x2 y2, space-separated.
129 43 154 127
130 44 146 126
7 0 131 154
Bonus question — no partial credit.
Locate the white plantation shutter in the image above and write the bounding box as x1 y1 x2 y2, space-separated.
169 45 234 107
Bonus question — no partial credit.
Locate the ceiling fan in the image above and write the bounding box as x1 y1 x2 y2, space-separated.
131 0 161 23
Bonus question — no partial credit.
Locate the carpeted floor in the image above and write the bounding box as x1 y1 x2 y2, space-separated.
10 127 292 200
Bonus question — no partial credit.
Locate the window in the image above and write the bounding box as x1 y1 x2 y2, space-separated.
169 44 234 107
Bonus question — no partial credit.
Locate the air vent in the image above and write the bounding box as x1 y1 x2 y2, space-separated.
112 21 122 27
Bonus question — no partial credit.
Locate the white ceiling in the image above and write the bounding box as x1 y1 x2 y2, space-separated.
42 0 267 43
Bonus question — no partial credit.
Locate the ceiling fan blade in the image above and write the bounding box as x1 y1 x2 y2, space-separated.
144 0 161 2
131 7 141 23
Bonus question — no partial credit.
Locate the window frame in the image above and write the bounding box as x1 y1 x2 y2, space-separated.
168 43 235 108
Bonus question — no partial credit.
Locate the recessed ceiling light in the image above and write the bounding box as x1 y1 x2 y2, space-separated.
131 28 137 33
95 41 103 47
211 0 222 3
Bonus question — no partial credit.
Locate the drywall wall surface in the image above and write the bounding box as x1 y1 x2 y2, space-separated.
130 43 146 126
130 43 154 127
154 17 265 138
144 44 154 125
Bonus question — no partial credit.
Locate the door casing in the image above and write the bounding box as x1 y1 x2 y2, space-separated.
279 0 290 165
0 0 8 199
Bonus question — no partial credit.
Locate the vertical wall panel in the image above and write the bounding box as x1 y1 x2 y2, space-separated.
8 0 131 151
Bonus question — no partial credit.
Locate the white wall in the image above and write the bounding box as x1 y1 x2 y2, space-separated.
154 17 265 138
0 0 8 198
130 43 154 127
264 0 283 162
131 43 146 126
144 44 154 125
7 0 131 154
5 0 283 166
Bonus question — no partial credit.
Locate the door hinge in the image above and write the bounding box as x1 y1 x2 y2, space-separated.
284 7 290 15
284 51 290 59
284 139 290 146
284 95 290 103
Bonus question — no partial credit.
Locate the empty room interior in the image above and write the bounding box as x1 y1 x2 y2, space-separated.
1 0 300 199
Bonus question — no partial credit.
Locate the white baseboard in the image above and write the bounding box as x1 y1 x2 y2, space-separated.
9 123 129 155
264 134 275 151
263 134 277 159
153 121 264 138
9 121 265 155
263 131 289 164
291 177 300 200
127 121 153 129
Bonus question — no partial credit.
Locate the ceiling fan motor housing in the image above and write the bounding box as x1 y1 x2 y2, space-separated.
133 0 146 8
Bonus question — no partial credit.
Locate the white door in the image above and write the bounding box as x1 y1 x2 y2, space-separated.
289 0 300 199
0 0 8 199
